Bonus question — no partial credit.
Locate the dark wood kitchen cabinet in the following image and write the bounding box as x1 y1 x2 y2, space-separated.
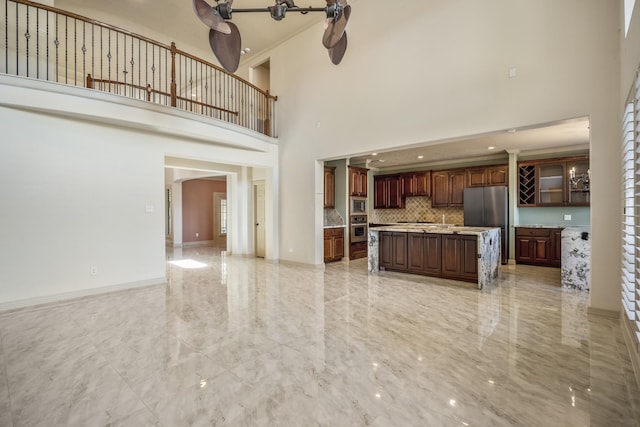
324 227 344 263
374 174 404 209
407 233 442 275
486 165 509 186
403 171 431 197
380 231 477 282
467 165 508 187
349 166 368 197
380 231 408 269
517 156 589 207
431 171 450 207
324 166 336 209
432 169 465 207
515 227 563 267
441 234 478 281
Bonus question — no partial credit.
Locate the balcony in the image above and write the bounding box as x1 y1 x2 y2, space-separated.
1 0 277 137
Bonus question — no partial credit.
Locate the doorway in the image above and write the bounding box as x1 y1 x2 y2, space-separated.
213 192 227 248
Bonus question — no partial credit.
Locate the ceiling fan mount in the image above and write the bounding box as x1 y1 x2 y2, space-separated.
193 0 351 72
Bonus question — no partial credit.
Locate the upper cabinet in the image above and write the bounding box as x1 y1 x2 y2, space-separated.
431 169 465 207
324 166 336 209
374 174 404 209
403 171 431 197
349 166 368 197
518 156 589 207
466 165 508 187
373 163 508 209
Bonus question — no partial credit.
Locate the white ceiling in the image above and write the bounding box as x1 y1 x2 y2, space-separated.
55 0 329 65
348 117 590 170
53 0 590 169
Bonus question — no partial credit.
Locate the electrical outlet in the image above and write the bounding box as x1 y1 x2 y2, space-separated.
564 214 572 221
195 232 199 237
90 267 98 276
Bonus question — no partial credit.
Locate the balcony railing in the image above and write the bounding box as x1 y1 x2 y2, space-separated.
1 0 277 137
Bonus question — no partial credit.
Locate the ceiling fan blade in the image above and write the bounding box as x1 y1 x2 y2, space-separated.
328 31 347 65
209 22 241 73
193 0 231 34
322 4 350 49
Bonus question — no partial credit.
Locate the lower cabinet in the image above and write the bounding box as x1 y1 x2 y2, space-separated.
407 233 442 275
441 235 478 281
380 232 477 283
380 232 408 270
324 227 344 263
515 227 562 267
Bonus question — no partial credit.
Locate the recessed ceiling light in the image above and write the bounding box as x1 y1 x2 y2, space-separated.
488 146 496 150
378 159 385 163
372 152 378 156
418 155 424 159
507 128 517 133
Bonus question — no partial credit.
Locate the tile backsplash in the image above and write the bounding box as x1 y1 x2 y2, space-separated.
324 208 345 226
369 196 464 225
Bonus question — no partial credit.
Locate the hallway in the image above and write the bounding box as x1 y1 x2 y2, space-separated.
0 247 638 426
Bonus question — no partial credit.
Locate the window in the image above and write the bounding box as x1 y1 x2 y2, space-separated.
626 0 636 37
622 69 640 350
220 198 227 236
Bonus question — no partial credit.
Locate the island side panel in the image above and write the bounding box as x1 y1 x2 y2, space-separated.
368 229 380 272
560 226 590 291
477 228 502 289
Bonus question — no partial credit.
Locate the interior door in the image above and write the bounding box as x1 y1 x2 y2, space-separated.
254 181 266 258
213 192 227 248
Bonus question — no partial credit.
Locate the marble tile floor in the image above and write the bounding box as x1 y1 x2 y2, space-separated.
0 246 639 426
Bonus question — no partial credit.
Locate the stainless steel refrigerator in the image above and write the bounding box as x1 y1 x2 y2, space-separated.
463 186 509 264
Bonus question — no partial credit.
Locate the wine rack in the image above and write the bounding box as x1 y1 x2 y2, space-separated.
518 165 536 206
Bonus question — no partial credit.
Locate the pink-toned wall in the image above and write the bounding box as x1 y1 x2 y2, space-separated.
182 179 226 243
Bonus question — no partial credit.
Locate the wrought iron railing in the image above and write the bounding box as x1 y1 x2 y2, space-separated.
2 0 277 136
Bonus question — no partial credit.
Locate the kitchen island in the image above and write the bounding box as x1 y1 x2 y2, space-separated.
368 224 501 289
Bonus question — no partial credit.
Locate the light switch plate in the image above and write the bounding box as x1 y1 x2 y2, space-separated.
564 214 572 221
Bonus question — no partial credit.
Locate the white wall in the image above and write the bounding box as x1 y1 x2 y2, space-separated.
246 0 621 310
0 76 278 308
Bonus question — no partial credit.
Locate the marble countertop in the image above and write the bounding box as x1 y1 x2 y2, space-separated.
323 224 346 229
369 224 499 236
516 224 564 228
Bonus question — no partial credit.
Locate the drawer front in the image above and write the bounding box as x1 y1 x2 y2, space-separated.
324 229 333 238
516 227 551 237
332 228 345 237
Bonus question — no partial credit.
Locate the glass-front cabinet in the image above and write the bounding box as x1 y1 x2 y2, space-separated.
538 163 565 205
518 155 590 207
566 158 590 205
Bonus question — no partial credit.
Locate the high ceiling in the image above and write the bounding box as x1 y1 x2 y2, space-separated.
53 0 590 169
55 0 329 65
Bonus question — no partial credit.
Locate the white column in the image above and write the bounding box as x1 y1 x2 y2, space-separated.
171 181 183 247
265 165 279 260
507 150 520 262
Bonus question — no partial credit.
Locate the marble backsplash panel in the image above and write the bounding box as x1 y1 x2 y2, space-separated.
369 196 464 225
324 208 345 226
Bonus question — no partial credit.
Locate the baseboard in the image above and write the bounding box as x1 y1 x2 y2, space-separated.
587 306 620 319
0 277 166 313
620 312 640 389
277 258 325 269
181 240 215 247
